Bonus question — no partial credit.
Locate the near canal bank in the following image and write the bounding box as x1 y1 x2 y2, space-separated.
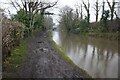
3 31 91 78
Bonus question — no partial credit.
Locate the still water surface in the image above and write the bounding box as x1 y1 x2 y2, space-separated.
52 30 118 78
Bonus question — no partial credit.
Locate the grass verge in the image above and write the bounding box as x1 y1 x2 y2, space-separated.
10 40 27 66
48 33 92 78
3 29 43 78
3 40 28 78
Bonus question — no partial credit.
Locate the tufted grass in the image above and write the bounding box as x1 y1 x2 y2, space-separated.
3 40 28 78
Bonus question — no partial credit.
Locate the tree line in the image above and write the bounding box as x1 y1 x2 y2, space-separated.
59 0 119 33
9 0 58 36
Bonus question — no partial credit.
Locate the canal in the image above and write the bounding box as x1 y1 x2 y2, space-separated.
52 28 119 78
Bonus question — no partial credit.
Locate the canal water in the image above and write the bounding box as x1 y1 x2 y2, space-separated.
52 29 118 78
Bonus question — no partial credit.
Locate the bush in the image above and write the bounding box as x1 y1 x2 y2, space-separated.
2 19 25 59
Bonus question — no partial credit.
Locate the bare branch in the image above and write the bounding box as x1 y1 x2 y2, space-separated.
10 0 19 11
14 0 22 9
106 0 116 21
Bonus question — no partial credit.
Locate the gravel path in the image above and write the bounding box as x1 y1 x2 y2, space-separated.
18 31 90 78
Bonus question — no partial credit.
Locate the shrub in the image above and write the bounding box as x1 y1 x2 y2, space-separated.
2 19 25 59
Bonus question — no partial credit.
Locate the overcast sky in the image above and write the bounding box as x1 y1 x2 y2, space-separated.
51 0 120 24
0 0 120 24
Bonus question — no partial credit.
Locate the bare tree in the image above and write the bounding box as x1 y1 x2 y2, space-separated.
101 0 105 20
74 4 83 19
107 0 116 21
59 6 73 31
80 4 83 20
10 0 58 31
83 0 90 26
93 0 100 22
75 8 79 19
114 11 119 19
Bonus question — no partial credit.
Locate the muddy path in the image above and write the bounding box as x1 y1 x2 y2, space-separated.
17 31 90 78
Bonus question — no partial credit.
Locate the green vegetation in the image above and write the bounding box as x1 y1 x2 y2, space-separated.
10 40 27 66
59 6 89 33
10 0 57 37
2 0 57 77
59 0 119 35
60 6 119 34
12 9 45 37
2 0 119 78
51 39 74 65
3 40 28 78
3 0 56 59
2 20 25 59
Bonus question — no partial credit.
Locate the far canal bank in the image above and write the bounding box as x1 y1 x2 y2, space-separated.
87 32 119 40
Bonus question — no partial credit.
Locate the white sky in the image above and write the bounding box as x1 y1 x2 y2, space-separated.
51 0 120 24
0 0 120 24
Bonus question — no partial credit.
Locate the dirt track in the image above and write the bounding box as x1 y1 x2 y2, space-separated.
18 31 90 78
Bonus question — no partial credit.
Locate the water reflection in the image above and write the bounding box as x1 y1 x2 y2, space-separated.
52 30 118 78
